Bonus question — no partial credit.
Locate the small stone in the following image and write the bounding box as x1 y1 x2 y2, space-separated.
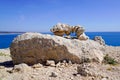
31 75 35 79
0 66 5 69
56 62 61 67
70 76 74 80
12 63 31 73
58 68 62 71
50 72 58 77
32 63 43 68
68 60 73 66
68 60 72 64
63 60 67 63
101 78 107 80
46 60 55 67
62 60 68 67
76 74 81 77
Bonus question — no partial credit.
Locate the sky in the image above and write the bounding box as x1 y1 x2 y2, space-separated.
0 0 120 32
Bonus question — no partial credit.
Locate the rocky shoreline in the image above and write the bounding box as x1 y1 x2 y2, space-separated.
0 32 120 80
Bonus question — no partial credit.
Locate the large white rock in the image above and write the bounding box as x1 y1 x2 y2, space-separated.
10 32 105 65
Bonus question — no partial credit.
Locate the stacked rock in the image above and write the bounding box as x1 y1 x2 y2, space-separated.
50 23 71 36
50 23 89 40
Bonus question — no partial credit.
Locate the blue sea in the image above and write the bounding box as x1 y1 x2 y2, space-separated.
0 32 120 49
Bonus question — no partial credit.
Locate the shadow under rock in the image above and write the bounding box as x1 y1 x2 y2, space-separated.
0 60 14 67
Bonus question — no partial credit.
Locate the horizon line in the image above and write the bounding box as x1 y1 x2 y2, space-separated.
0 31 120 33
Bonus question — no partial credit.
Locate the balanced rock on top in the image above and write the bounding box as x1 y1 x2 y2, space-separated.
50 23 71 36
50 23 89 40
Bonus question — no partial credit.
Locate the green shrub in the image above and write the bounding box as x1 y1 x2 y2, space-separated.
0 52 9 56
104 54 118 65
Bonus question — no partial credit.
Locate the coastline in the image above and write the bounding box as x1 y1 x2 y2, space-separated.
0 32 120 80
1 32 120 48
0 43 120 80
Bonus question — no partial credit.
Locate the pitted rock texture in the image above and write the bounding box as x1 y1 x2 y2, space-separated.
78 33 89 40
50 23 72 36
94 36 105 46
10 32 105 65
50 23 89 40
10 38 80 65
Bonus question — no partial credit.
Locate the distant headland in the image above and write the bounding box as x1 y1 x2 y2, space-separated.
0 31 25 33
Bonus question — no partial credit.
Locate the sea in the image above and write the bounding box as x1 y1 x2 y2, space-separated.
0 32 120 49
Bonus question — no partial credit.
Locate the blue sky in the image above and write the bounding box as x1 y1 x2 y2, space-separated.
0 0 120 32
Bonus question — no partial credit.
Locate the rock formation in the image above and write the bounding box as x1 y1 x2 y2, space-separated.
1 34 120 80
50 23 89 40
94 36 105 46
78 33 89 40
50 23 71 36
10 32 105 65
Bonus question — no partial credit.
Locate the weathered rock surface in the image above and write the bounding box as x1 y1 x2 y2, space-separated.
10 32 105 65
12 63 32 73
50 23 71 36
94 36 105 46
46 60 56 67
32 63 43 68
77 63 92 76
50 23 89 40
78 33 89 40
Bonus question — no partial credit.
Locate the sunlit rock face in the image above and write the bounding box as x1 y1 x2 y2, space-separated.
10 32 105 65
50 23 72 36
94 36 105 46
50 23 89 40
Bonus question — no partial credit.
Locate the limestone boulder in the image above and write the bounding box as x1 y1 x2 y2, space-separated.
10 32 105 65
50 23 71 36
73 25 85 37
94 36 105 46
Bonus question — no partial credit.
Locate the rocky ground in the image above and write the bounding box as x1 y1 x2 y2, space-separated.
0 46 120 80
